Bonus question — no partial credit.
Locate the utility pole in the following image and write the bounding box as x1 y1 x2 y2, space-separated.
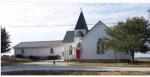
53 49 55 65
15 50 16 65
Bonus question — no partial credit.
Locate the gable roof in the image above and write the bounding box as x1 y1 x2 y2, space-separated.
75 11 88 30
14 40 63 48
81 20 109 40
63 31 74 43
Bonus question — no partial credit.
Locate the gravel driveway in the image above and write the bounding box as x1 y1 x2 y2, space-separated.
23 60 70 66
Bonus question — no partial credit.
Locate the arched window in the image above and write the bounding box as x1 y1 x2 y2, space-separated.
97 41 100 54
78 31 83 37
77 42 81 48
69 45 72 55
97 39 105 54
50 48 53 54
21 49 24 54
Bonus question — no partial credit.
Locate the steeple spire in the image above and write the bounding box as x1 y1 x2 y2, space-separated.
74 10 88 31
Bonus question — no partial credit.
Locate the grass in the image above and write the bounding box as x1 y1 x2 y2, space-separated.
1 57 63 66
69 59 150 67
1 57 34 66
2 70 150 75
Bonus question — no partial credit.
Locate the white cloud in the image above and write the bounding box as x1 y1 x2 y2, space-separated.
0 3 150 56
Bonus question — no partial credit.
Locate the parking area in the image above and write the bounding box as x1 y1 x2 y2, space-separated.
22 60 74 66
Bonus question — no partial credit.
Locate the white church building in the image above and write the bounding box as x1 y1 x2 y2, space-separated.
14 11 130 62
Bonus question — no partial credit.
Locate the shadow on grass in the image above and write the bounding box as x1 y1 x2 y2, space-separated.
2 70 150 75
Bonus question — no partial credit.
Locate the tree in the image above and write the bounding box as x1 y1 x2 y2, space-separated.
1 27 11 53
102 17 150 64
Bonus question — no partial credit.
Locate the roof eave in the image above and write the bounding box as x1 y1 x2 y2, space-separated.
80 20 109 40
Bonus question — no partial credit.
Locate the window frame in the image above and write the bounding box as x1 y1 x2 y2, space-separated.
97 41 100 54
21 49 24 54
69 45 72 55
97 38 105 54
50 48 53 54
77 42 81 48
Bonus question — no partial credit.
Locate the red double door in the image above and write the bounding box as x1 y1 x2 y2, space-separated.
76 50 81 58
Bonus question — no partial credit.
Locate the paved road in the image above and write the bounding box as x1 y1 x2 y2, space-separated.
23 60 70 66
1 65 150 72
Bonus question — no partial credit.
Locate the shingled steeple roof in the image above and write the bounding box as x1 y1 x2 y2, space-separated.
75 11 88 30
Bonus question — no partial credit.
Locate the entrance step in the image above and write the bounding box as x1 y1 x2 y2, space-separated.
70 59 80 62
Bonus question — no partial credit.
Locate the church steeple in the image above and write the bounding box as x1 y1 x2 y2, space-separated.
75 11 88 31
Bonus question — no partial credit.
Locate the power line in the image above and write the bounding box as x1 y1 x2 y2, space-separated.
1 22 148 27
1 24 93 27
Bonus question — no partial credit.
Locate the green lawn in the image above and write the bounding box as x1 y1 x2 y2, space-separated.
2 70 150 75
69 59 150 67
1 57 34 66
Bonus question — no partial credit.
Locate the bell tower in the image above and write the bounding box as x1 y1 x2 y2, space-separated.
74 10 88 47
74 10 88 37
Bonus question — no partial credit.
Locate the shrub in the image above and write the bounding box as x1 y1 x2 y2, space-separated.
29 55 40 60
2 55 9 57
16 54 23 58
10 55 15 58
56 55 61 59
47 55 60 60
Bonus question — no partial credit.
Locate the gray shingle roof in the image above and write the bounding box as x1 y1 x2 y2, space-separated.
14 40 63 48
63 31 74 43
75 11 88 31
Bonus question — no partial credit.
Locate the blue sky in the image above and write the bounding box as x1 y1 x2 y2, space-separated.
0 3 150 57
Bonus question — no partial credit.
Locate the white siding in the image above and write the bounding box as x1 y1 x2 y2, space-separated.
14 46 63 59
15 48 22 55
82 21 122 60
74 37 82 47
121 52 131 59
63 43 74 60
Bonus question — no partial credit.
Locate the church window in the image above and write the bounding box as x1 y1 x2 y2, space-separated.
50 48 53 54
97 41 100 54
78 31 84 37
77 42 81 48
96 38 105 54
21 49 24 54
76 31 84 37
69 45 73 55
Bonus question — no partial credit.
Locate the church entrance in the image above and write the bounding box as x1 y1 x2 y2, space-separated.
76 50 81 58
